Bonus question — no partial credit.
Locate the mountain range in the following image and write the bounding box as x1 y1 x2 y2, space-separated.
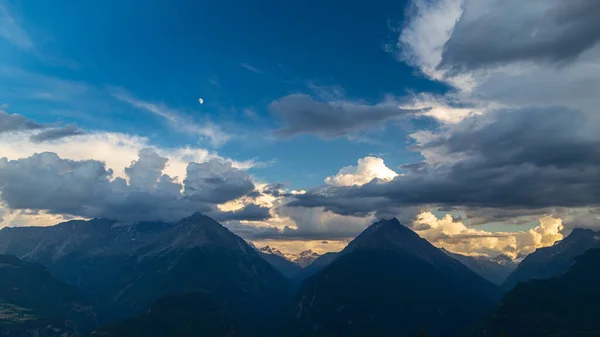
257 246 322 268
503 228 600 290
442 249 517 285
254 245 338 283
472 247 600 337
0 214 599 337
0 214 290 335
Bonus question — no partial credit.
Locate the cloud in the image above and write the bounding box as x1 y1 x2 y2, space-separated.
0 127 260 186
0 149 259 223
0 106 84 143
0 108 51 133
184 159 255 204
269 94 417 138
395 0 600 117
439 0 600 72
400 93 482 124
288 106 600 222
0 201 84 228
213 204 272 222
310 0 600 229
0 2 32 49
412 211 564 258
394 0 466 86
213 183 375 241
325 156 398 187
112 90 231 147
29 123 84 143
240 63 263 74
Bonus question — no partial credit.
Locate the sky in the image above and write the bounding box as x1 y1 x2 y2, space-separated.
1 0 600 257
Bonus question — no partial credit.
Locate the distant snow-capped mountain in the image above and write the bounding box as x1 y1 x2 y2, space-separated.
258 245 286 258
255 246 322 267
289 250 321 267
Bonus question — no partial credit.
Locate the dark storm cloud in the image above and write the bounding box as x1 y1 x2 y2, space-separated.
0 149 260 223
213 204 272 222
288 107 600 217
269 94 417 138
1 107 85 142
439 0 600 71
228 221 360 241
29 123 85 142
0 110 52 133
183 160 255 204
261 183 292 198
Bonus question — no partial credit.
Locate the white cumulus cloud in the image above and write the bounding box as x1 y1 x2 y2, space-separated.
412 211 564 258
325 156 398 187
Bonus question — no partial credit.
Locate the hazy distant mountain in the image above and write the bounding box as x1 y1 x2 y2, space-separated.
253 245 325 278
90 292 237 337
288 250 321 267
503 228 600 290
293 218 500 337
257 246 322 268
0 255 97 336
256 246 302 279
254 244 338 285
442 249 517 285
258 245 286 257
472 248 600 337
0 214 291 334
490 253 518 267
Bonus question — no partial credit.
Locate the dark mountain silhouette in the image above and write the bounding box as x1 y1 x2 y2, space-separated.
0 214 290 335
292 218 501 337
472 248 600 337
90 292 238 337
0 255 96 336
291 252 338 286
503 228 600 290
442 249 516 285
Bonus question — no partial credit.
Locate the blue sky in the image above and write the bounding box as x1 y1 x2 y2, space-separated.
2 0 599 256
1 0 447 188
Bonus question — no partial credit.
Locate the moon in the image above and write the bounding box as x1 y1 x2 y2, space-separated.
198 98 204 104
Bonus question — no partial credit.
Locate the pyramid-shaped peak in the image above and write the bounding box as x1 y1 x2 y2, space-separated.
178 213 228 230
342 217 441 261
363 218 415 237
163 213 253 254
374 217 401 227
185 212 209 220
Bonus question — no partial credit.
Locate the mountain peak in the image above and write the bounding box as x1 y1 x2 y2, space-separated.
351 218 418 244
290 250 321 267
258 245 285 257
369 217 402 231
298 249 318 256
162 213 253 254
184 212 209 221
565 228 597 241
342 218 446 265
